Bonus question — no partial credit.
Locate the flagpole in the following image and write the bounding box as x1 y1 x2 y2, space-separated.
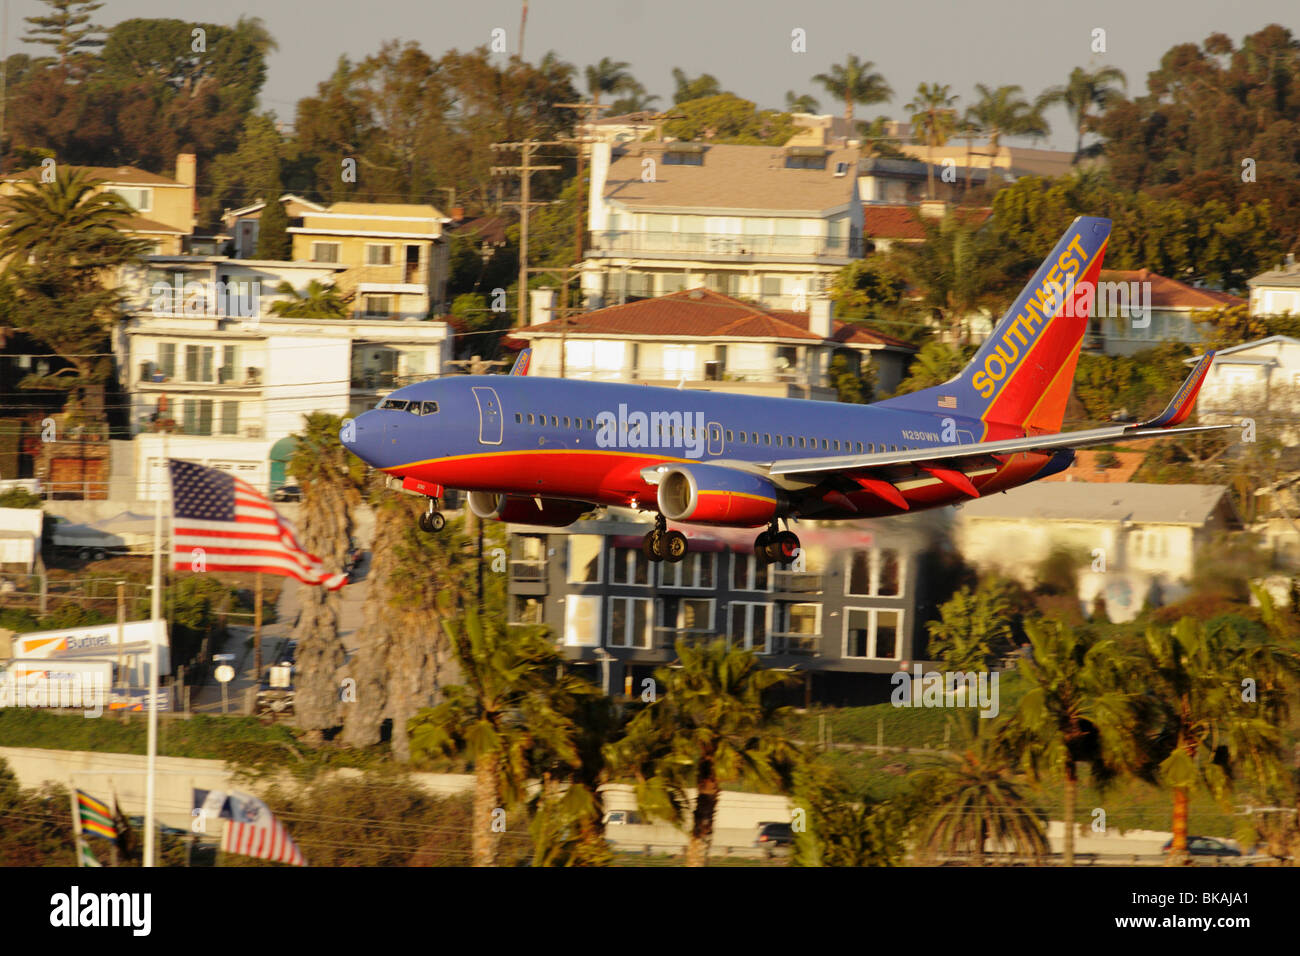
70 782 83 866
144 478 162 868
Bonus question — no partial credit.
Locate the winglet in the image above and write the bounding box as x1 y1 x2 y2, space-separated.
1141 351 1215 428
509 348 532 376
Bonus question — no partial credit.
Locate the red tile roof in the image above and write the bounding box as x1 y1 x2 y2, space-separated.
1097 269 1243 310
515 287 912 349
862 204 992 241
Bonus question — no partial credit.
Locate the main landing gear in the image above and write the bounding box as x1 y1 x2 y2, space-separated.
417 498 446 533
641 514 687 563
754 521 800 567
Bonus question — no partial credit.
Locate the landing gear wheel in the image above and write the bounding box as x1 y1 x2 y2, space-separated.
771 531 801 565
418 510 446 533
662 530 688 563
753 531 772 567
642 528 665 562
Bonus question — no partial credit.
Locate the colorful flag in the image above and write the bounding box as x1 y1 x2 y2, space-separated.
192 788 307 866
168 459 347 589
78 842 102 867
76 790 118 842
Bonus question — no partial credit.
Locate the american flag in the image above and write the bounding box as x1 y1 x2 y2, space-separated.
194 789 307 866
937 395 957 409
169 459 347 589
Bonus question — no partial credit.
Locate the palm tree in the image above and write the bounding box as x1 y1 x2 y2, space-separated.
671 67 723 104
1038 66 1127 164
287 412 365 740
812 55 892 132
1006 620 1146 865
1142 617 1297 861
912 713 1050 864
966 83 1049 152
269 279 350 318
584 56 635 105
785 90 820 114
905 83 960 200
607 639 797 866
609 80 660 115
408 605 597 866
926 581 1018 672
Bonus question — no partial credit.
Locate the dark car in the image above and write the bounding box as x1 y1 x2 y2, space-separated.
271 484 302 502
1161 836 1242 857
755 821 795 853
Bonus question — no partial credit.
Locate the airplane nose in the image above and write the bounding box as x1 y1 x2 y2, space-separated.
341 415 370 455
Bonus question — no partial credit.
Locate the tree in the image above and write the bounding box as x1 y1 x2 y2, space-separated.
791 759 913 866
660 93 795 146
608 80 659 115
268 280 349 319
1141 617 1297 861
21 0 104 73
584 57 635 105
1039 65 1126 163
205 113 286 229
912 713 1050 864
812 55 892 131
607 639 797 866
891 340 970 396
926 576 1025 671
0 167 147 387
1006 621 1146 865
905 83 959 200
829 353 874 404
785 90 820 114
671 68 724 104
255 195 291 261
408 605 595 866
964 83 1049 160
287 413 364 740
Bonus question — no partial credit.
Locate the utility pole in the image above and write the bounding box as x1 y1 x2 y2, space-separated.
491 140 563 329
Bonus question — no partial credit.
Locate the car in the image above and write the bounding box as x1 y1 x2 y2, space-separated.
1161 836 1242 857
603 810 643 826
271 484 302 502
755 821 795 852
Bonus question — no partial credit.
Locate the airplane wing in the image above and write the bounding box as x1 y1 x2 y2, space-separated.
765 351 1230 480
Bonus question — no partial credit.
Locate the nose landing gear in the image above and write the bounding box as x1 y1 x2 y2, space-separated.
641 514 687 563
417 498 445 533
753 521 800 567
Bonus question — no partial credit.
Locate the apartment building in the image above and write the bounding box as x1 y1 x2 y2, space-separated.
507 509 950 706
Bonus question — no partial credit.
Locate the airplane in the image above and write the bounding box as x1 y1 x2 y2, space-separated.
341 216 1229 566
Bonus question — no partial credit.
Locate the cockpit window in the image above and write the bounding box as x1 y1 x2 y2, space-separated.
421 401 439 415
380 399 409 411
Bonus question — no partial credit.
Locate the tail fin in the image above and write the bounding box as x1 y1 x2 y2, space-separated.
509 348 532 376
880 216 1111 436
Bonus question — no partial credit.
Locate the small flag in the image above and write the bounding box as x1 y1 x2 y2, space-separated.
78 842 102 868
937 395 957 410
76 790 118 842
193 788 306 866
169 459 347 589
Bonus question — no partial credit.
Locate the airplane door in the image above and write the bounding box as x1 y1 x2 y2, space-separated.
707 421 724 456
956 429 975 445
472 386 503 445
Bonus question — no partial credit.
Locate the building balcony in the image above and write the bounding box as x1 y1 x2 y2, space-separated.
588 230 862 263
509 559 547 582
771 570 824 594
348 371 440 391
771 633 821 656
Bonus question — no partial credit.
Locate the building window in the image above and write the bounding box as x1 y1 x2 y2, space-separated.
660 273 687 294
365 244 393 266
108 186 152 212
158 343 176 379
660 596 714 633
611 546 650 586
312 242 341 263
219 345 239 384
609 597 653 649
761 275 783 298
564 595 601 646
567 536 603 584
363 296 392 318
181 399 214 436
732 553 771 592
509 594 544 626
659 551 714 589
184 345 214 382
784 154 826 170
847 548 902 597
729 602 770 653
844 608 902 659
664 151 703 166
219 401 238 435
775 602 820 653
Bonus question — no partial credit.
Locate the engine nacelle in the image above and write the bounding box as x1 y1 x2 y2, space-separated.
656 464 783 527
467 492 593 527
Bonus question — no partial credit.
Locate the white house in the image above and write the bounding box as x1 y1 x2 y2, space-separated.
1247 254 1300 316
1192 335 1300 441
954 482 1238 623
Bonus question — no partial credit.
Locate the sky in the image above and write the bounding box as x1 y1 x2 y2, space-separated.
5 0 1297 151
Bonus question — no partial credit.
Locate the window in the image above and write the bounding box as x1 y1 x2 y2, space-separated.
761 275 783 297
611 546 650 586
509 594 544 626
784 153 827 170
739 432 747 443
799 437 806 448
365 244 394 266
181 399 214 436
844 608 902 659
567 536 603 583
108 186 151 212
219 401 238 436
527 413 535 425
732 553 770 592
380 399 409 410
563 416 571 427
660 551 714 589
664 151 703 166
184 345 214 382
415 401 439 415
847 548 902 597
729 603 770 653
586 419 594 430
515 413 523 423
857 442 864 453
312 242 341 263
763 433 772 445
776 603 820 652
363 296 392 318
158 343 176 379
750 432 758 444
564 595 601 646
776 435 784 447
609 597 653 649
726 429 734 442
661 596 714 632
575 417 583 430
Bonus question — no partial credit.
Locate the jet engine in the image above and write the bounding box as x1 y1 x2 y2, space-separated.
656 464 784 527
467 492 593 527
